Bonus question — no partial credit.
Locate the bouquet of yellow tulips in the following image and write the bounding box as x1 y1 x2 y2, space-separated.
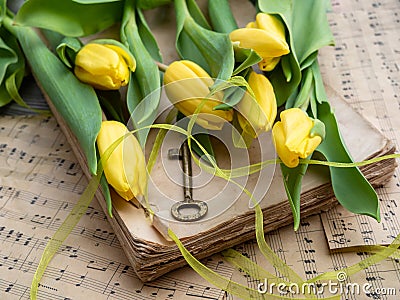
1 0 389 296
1 0 379 227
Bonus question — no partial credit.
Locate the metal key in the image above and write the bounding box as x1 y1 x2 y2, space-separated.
169 140 208 222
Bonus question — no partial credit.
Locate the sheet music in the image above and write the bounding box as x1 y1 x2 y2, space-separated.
318 0 400 249
1 0 399 299
0 115 230 300
229 215 400 300
227 0 400 298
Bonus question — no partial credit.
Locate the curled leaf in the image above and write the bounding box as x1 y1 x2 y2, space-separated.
15 0 123 37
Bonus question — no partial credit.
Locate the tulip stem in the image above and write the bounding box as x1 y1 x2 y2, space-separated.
155 61 168 72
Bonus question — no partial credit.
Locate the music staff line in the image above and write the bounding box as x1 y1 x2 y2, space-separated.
0 224 227 299
0 278 70 300
0 143 81 176
24 172 86 195
0 211 121 248
0 254 154 300
0 250 224 300
0 185 106 221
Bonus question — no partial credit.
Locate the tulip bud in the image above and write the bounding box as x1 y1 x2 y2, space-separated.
75 43 136 90
237 72 277 137
96 121 147 200
229 13 289 71
272 108 325 168
164 60 233 130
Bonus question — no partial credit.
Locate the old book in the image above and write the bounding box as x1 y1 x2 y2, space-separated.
42 84 396 282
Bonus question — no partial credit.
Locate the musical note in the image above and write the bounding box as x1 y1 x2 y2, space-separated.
25 173 86 194
185 284 223 299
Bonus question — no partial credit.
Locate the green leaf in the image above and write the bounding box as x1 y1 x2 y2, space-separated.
0 0 5 24
96 154 113 217
208 0 238 33
300 51 318 70
136 9 162 62
41 29 67 52
73 0 121 3
258 0 292 14
56 37 82 68
191 133 216 166
186 0 211 30
97 90 125 123
214 86 246 111
209 76 249 111
268 53 301 106
5 17 102 174
259 0 334 66
174 0 234 81
258 0 334 106
255 1 301 105
15 0 123 37
316 102 380 221
289 0 334 66
0 87 12 107
311 59 328 104
309 87 318 119
291 66 313 109
176 112 217 166
0 36 18 82
121 1 161 146
281 162 308 231
232 46 262 76
285 87 298 109
6 71 51 115
74 0 172 9
137 0 172 9
0 26 25 107
281 54 292 82
100 173 113 217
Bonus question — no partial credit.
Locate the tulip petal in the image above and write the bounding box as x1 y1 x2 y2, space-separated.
258 57 281 71
272 108 323 168
164 60 233 130
104 44 136 71
237 72 277 136
280 108 312 150
298 136 322 158
272 121 299 168
74 67 119 90
255 13 286 41
97 121 147 200
74 43 131 90
76 44 119 71
248 72 277 129
245 21 257 29
229 28 289 58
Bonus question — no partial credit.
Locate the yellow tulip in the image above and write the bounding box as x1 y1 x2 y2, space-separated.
164 60 233 130
237 72 277 137
272 108 324 168
229 13 289 71
96 121 146 200
75 43 136 90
